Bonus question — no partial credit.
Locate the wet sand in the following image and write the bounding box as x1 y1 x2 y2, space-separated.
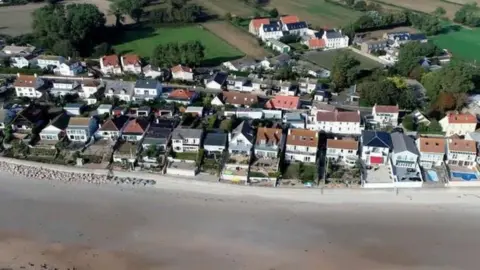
0 174 479 269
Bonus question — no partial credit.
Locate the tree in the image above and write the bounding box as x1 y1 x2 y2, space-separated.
224 12 232 21
109 1 125 27
353 0 367 11
92 42 114 57
1 57 11 68
402 115 414 131
115 0 146 23
32 4 106 56
432 6 446 17
53 40 78 58
269 8 279 18
331 52 359 90
395 41 441 76
359 77 418 110
279 34 300 44
344 0 354 6
454 3 480 27
151 41 205 67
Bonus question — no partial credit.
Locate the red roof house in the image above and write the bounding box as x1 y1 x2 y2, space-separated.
265 96 300 110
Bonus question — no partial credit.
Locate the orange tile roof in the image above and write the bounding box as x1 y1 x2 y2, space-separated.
171 64 192 73
102 55 119 67
280 15 300 24
418 137 445 153
256 127 282 146
168 89 196 100
286 129 318 147
265 96 300 110
308 38 325 49
316 110 360 122
123 118 149 134
449 139 476 152
222 91 258 106
374 104 399 114
122 54 140 66
14 74 37 88
251 18 271 29
327 139 358 150
447 112 477 124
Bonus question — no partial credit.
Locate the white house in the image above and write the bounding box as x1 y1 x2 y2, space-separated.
222 57 257 72
259 23 283 41
54 61 83 76
64 103 83 116
439 112 477 136
100 55 122 75
132 79 162 102
104 80 134 102
10 55 35 68
96 104 112 115
39 113 70 141
171 128 203 153
255 127 283 159
2 45 35 55
36 55 65 69
50 79 81 97
285 129 318 163
79 80 101 99
326 139 358 166
298 77 317 93
447 139 477 168
372 104 399 127
417 137 445 169
13 74 45 98
249 18 270 36
308 110 362 135
361 130 392 166
282 21 308 36
142 65 162 78
228 121 254 155
184 106 204 116
205 72 228 90
322 30 349 49
120 54 141 74
171 64 193 81
226 75 255 92
66 117 94 142
390 132 422 183
203 133 227 153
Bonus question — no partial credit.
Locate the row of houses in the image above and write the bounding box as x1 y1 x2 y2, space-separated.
248 15 349 50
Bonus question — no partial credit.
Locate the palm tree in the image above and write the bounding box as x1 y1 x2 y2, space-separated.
108 2 125 28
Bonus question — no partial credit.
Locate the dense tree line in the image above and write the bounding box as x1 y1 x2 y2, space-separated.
331 52 360 90
422 61 476 112
32 4 106 56
454 3 480 27
109 0 147 26
147 0 202 24
341 0 382 12
394 41 443 77
343 10 442 37
151 41 205 67
359 76 418 110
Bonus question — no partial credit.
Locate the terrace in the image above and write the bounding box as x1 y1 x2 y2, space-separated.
221 163 249 184
447 165 480 187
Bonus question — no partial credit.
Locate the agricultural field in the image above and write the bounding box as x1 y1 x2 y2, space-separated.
201 21 269 58
113 25 244 66
266 0 363 28
194 0 255 17
371 0 462 19
432 28 480 62
302 49 383 70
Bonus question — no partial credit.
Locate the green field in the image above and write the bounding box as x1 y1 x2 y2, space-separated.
114 26 244 66
302 49 383 70
431 28 480 62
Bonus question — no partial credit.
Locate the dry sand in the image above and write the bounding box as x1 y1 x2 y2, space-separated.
0 174 480 269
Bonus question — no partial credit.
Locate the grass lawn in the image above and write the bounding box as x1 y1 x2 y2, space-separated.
283 163 318 183
302 49 383 70
172 151 198 161
431 28 480 62
114 25 244 66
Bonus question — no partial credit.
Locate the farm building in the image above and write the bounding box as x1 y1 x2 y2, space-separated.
266 39 291 53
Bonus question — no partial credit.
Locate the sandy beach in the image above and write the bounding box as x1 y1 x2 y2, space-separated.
0 173 479 269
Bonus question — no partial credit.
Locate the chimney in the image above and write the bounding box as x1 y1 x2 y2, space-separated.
34 73 37 78
17 73 20 78
288 129 291 135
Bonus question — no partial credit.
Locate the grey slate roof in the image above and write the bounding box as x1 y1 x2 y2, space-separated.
204 133 227 146
105 80 134 95
206 72 228 85
362 130 392 148
325 30 343 39
135 79 158 89
145 126 171 139
231 121 254 143
171 128 203 139
285 21 307 30
391 132 419 155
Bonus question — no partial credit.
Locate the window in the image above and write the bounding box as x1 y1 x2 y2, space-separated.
304 156 311 162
